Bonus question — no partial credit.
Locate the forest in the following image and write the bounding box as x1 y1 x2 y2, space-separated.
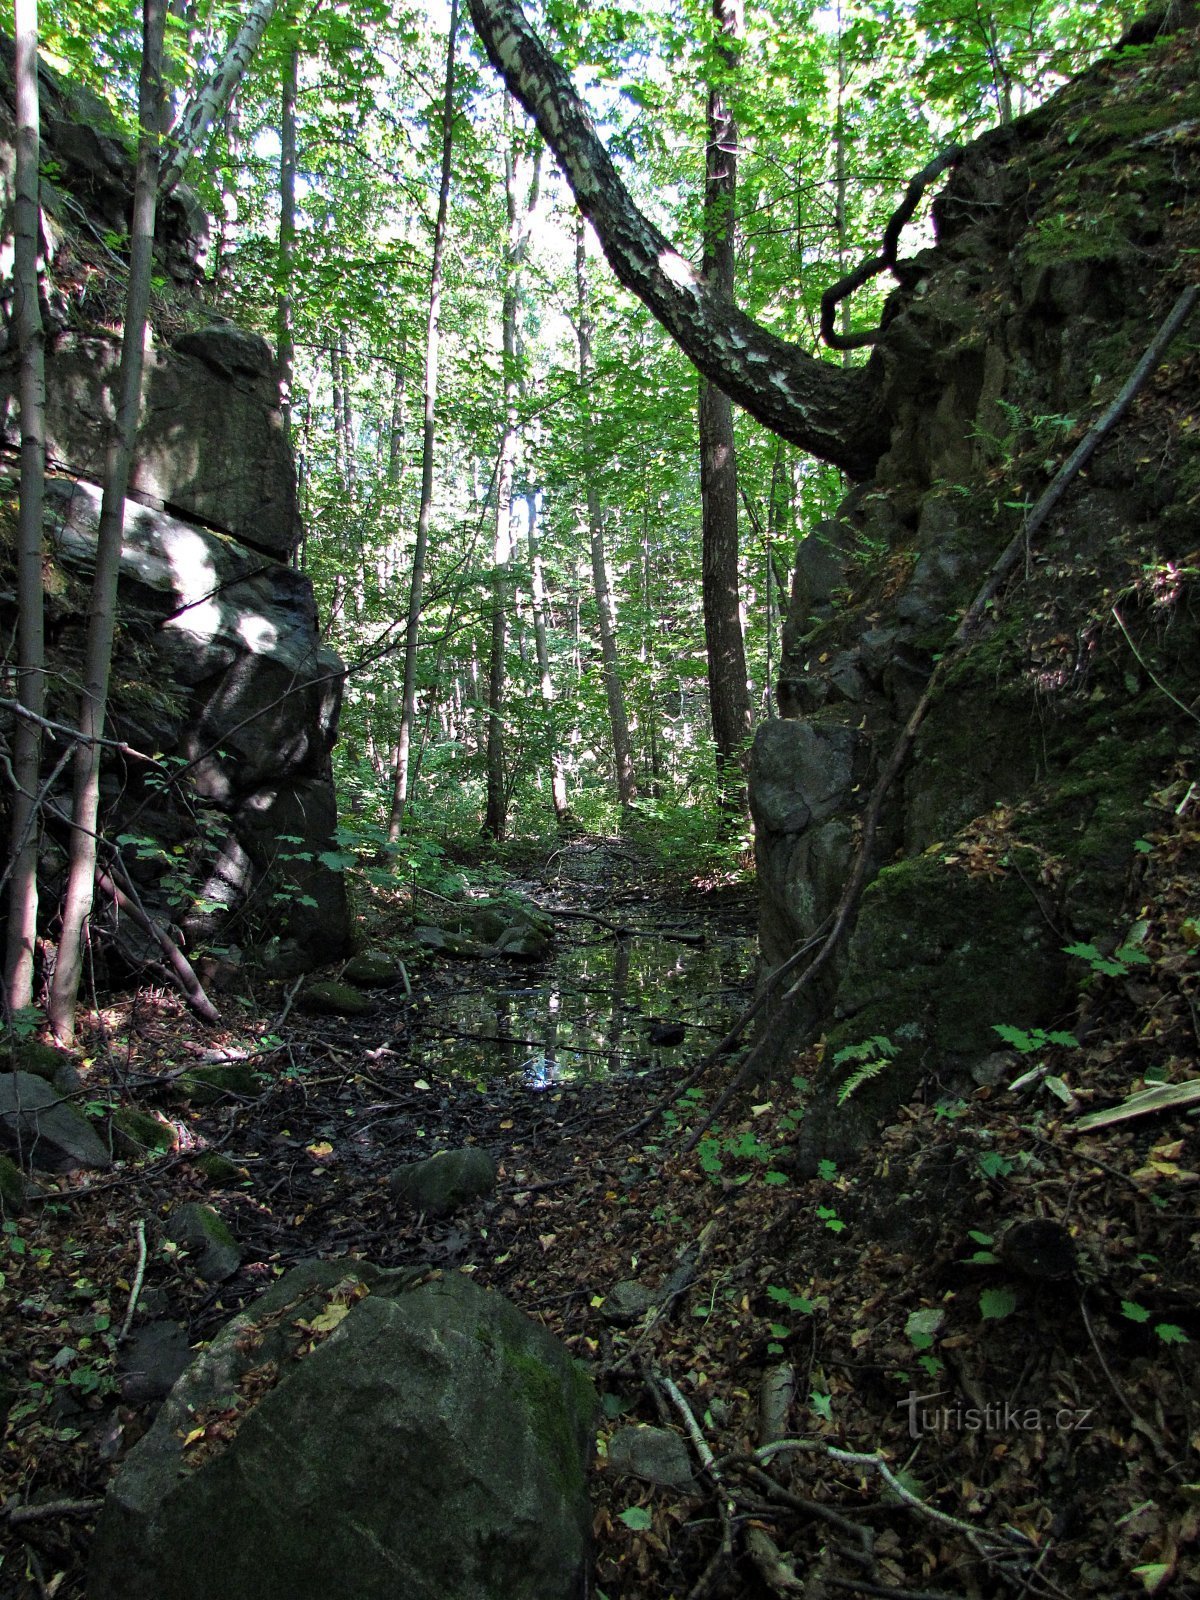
1 0 1199 1594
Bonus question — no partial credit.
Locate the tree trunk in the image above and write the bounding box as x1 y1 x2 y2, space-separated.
159 0 280 199
466 0 885 477
385 0 459 845
699 0 751 813
48 0 167 1045
276 40 297 430
526 490 569 821
575 218 636 811
4 0 47 1014
484 108 540 840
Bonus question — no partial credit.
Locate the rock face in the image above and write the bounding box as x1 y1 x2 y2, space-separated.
0 45 350 972
89 1261 597 1600
752 14 1200 1158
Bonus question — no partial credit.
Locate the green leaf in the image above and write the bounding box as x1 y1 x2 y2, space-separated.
619 1507 653 1532
763 1170 789 1186
979 1286 1017 1320
810 1390 833 1421
1121 1300 1152 1324
968 1230 995 1246
1155 1323 1189 1345
978 1151 1013 1179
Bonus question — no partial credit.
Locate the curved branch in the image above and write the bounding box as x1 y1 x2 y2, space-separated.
821 144 964 352
467 0 888 478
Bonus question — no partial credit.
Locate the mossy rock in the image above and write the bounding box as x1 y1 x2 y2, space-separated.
163 1202 241 1283
794 853 1069 1169
388 1147 497 1217
112 1108 174 1156
192 1153 244 1186
0 1154 25 1215
342 952 400 987
299 981 374 1017
179 1063 262 1103
5 1039 75 1084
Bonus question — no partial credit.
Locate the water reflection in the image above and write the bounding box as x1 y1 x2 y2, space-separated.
414 928 755 1088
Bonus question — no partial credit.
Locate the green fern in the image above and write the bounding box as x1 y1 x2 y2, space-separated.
834 1035 898 1104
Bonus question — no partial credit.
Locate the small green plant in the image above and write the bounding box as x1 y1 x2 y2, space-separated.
1064 940 1152 979
992 1023 1078 1053
964 1229 1001 1265
763 1283 816 1356
1120 1301 1190 1344
979 1286 1017 1321
834 1035 897 1104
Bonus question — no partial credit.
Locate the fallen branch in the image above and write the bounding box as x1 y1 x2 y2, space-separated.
685 281 1200 1150
97 868 220 1024
5 1497 104 1525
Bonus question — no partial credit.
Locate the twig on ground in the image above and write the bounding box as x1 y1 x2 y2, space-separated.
118 1217 147 1343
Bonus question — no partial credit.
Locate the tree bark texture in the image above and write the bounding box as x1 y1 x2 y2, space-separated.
467 0 886 478
49 0 167 1044
159 0 280 198
386 0 459 845
575 219 636 810
4 0 47 1013
526 490 569 821
699 0 751 810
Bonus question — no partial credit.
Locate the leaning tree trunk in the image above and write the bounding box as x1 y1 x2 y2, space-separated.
4 0 47 1014
158 0 281 199
466 0 885 477
575 218 636 811
48 0 167 1045
276 38 297 433
385 0 459 845
699 0 751 814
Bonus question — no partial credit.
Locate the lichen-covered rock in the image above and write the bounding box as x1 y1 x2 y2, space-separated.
608 1425 693 1486
389 1147 497 1217
89 1262 596 1600
191 1153 245 1186
179 1062 262 1101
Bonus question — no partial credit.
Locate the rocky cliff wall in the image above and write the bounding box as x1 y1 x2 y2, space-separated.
0 42 351 982
751 7 1199 1162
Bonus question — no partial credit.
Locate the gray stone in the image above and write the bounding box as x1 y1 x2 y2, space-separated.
88 1263 596 1600
163 1203 241 1284
0 1072 112 1172
608 1425 694 1486
0 1153 26 1213
389 1147 497 1217
119 1322 192 1406
496 922 551 960
602 1281 656 1326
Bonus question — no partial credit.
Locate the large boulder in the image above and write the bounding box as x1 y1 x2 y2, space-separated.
89 1262 597 1600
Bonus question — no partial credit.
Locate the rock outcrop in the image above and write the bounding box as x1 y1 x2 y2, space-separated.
752 9 1200 1160
0 38 350 975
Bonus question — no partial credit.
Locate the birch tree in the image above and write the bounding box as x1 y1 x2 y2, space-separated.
3 0 47 1015
48 0 167 1045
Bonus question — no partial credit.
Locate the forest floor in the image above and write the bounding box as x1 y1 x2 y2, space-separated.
1 822 1198 1600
